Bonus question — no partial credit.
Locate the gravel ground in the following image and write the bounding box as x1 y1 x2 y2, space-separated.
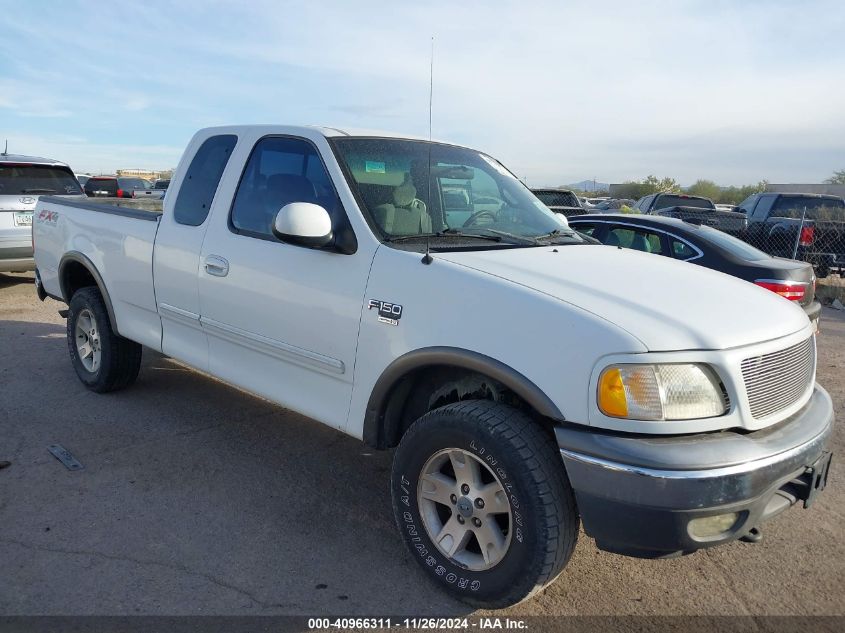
0 271 843 617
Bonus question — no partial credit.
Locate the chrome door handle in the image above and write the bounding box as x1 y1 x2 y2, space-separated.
204 255 229 277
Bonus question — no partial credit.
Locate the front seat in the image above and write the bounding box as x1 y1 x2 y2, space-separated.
373 174 432 236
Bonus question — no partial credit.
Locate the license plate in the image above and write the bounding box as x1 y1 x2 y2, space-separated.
13 211 33 226
804 451 832 508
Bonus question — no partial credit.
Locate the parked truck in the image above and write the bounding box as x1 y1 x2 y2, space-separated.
33 125 833 608
738 192 845 278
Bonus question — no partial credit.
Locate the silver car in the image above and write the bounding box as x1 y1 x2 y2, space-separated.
0 153 86 272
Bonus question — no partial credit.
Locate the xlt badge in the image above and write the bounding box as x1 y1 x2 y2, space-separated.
368 299 402 326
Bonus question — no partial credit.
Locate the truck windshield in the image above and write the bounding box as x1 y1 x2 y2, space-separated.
0 164 83 195
331 138 577 247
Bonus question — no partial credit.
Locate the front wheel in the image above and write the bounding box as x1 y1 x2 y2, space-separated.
391 400 578 608
67 287 142 392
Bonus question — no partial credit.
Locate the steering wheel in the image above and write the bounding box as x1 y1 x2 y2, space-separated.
463 210 498 228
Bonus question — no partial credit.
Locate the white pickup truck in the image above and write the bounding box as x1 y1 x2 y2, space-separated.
33 125 833 608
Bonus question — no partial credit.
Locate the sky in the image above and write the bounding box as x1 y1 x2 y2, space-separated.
1 0 844 186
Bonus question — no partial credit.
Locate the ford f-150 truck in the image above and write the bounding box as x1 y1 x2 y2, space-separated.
32 125 834 608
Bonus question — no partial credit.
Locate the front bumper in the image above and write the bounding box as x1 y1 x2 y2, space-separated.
557 384 834 558
803 299 822 326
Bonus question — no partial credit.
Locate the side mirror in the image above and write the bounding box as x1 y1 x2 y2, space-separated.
272 202 333 248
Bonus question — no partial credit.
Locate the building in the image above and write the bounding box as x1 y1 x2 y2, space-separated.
766 183 845 197
116 168 161 180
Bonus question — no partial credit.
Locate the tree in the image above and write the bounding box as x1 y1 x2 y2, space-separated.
716 180 768 205
824 169 845 185
642 175 681 195
686 179 721 201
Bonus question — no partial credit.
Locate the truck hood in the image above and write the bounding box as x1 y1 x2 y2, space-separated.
437 245 809 351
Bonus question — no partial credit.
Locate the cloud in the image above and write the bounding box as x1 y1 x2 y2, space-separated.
0 0 843 182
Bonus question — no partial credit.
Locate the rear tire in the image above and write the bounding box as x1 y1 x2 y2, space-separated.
391 400 578 608
67 287 142 392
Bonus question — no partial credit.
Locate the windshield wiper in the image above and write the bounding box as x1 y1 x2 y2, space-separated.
21 188 58 194
531 228 582 243
385 230 503 244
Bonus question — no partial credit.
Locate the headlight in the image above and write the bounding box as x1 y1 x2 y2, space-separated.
597 364 727 421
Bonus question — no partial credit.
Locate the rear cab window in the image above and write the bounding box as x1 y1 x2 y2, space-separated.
173 134 238 226
770 196 845 222
0 163 83 196
652 194 714 211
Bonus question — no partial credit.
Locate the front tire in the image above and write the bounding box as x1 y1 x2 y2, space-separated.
67 287 142 393
391 400 578 608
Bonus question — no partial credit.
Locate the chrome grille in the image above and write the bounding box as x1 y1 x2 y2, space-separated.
741 337 815 419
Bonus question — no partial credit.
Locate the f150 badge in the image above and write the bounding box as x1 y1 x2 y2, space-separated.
368 299 403 326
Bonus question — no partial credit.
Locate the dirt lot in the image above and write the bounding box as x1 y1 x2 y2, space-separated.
1 271 843 617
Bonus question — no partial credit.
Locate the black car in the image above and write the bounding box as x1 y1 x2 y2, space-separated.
569 214 821 326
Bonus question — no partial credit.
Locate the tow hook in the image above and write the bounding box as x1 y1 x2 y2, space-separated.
740 526 763 543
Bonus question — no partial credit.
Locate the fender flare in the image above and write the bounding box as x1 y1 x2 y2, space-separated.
363 346 564 448
58 251 119 334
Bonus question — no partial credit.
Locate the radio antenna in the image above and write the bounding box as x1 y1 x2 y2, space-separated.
422 36 435 266
428 36 434 143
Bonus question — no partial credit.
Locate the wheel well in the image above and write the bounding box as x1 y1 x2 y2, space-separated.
59 255 118 333
61 260 98 300
375 365 554 449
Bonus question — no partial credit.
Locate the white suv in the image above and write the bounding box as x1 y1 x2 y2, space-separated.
0 153 85 272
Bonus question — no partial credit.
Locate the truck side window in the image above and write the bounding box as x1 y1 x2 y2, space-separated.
174 134 238 226
751 195 776 220
231 136 341 239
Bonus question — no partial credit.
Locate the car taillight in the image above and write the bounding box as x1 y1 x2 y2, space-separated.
799 226 814 246
755 280 806 301
116 189 124 198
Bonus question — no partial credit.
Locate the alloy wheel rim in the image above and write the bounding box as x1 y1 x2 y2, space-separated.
75 309 101 373
417 448 512 571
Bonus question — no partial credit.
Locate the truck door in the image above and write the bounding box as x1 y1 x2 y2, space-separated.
197 134 374 431
152 133 238 370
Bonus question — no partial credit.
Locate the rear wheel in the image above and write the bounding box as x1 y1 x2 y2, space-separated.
67 287 142 392
391 400 578 608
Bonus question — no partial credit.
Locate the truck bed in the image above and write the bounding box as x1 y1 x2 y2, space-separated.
33 196 163 350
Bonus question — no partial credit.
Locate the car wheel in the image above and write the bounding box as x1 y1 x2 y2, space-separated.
67 286 142 392
391 400 578 608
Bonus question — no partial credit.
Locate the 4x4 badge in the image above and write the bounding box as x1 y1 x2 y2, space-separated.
368 299 402 326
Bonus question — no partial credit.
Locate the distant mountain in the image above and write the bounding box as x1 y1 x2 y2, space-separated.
567 180 610 192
